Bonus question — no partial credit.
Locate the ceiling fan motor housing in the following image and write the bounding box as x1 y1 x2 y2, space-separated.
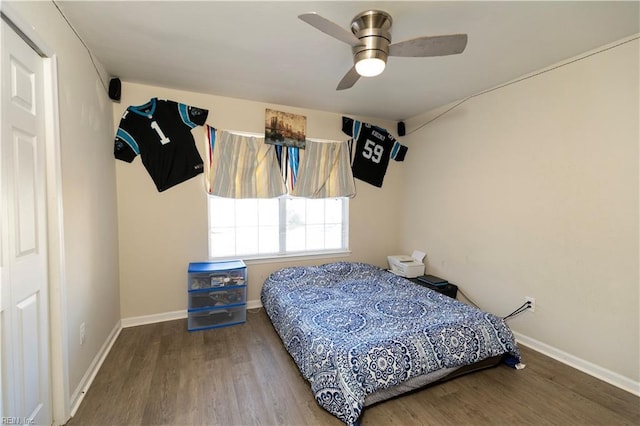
350 10 392 65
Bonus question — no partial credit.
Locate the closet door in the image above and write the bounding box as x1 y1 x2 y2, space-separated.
0 18 52 425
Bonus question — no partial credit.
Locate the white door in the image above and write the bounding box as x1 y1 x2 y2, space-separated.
0 19 52 425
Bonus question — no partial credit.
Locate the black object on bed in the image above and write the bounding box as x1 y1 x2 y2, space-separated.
260 262 521 425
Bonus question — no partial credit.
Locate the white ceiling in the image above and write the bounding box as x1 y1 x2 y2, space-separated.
56 1 639 121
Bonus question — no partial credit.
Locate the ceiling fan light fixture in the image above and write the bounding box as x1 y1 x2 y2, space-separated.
355 57 386 77
299 9 468 90
353 47 388 77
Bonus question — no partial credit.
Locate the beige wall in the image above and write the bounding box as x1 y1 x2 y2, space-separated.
114 81 404 319
400 38 639 384
6 0 121 413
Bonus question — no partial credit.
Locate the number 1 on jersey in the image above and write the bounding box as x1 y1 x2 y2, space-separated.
151 121 171 145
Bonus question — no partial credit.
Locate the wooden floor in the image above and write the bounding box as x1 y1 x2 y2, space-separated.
67 309 639 426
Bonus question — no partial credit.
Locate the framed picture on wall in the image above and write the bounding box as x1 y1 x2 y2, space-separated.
265 108 306 149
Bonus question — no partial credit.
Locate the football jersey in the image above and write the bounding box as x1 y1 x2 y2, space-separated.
274 144 300 193
114 98 209 192
342 116 408 188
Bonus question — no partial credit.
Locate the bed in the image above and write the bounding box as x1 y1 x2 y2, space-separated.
260 262 521 425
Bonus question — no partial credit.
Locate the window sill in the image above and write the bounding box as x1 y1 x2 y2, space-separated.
210 249 352 265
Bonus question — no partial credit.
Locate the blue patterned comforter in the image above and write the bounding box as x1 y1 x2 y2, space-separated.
261 262 520 425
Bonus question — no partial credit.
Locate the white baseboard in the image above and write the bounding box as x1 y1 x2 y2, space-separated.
121 309 187 328
121 300 263 328
247 299 262 309
69 321 122 417
513 331 640 396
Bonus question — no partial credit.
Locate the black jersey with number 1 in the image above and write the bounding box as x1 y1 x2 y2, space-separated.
342 116 408 188
114 98 209 192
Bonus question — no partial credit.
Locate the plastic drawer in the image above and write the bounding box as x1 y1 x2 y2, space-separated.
188 286 246 311
187 306 246 331
188 266 246 291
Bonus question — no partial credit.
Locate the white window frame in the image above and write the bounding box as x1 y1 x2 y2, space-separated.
208 195 350 262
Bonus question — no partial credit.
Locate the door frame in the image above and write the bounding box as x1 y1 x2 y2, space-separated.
1 3 69 424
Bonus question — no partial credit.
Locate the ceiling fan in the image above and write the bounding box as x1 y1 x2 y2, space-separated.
299 10 468 90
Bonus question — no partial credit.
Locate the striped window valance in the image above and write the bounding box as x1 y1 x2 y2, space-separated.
291 138 356 199
204 127 286 198
204 126 356 199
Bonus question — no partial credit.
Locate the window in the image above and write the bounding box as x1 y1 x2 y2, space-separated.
208 196 349 259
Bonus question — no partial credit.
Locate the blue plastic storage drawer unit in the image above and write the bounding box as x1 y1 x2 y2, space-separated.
187 260 247 331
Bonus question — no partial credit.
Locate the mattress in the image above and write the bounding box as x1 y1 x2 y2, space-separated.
261 262 520 425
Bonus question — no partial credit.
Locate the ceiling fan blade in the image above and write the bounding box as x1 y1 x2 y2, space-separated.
336 66 360 91
389 34 468 57
299 12 361 47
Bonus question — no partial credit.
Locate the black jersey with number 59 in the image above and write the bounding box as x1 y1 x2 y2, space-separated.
114 98 208 192
342 116 408 188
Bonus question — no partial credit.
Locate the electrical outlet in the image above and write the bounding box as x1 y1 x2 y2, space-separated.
80 322 86 345
525 296 536 313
